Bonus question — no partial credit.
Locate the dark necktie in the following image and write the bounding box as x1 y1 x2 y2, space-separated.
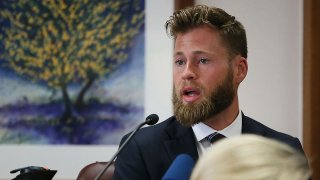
205 132 226 144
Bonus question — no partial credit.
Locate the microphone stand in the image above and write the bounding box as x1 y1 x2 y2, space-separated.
94 122 147 180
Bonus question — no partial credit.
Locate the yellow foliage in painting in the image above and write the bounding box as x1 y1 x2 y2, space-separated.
62 32 69 41
64 63 70 74
77 23 84 31
131 14 139 24
57 41 63 50
94 3 107 14
86 29 97 38
111 1 120 9
15 13 22 20
41 26 49 38
32 6 39 13
59 0 67 10
52 57 59 66
0 0 144 90
48 21 58 36
110 35 121 45
9 49 15 56
41 69 51 81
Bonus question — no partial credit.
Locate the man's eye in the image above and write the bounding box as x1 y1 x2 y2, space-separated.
199 58 209 64
175 59 185 66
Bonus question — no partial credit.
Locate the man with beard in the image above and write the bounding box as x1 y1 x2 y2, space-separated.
113 5 307 180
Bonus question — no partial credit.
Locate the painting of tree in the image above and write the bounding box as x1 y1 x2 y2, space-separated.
0 0 145 144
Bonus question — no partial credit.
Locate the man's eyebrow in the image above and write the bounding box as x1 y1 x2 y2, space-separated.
174 51 184 56
174 50 209 56
193 50 208 55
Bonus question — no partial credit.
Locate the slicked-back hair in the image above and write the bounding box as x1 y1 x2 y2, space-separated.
165 5 248 59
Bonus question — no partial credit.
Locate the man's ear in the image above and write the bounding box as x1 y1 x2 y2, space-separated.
234 56 248 84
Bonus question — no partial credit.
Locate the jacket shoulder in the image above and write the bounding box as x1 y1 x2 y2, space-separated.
242 114 303 151
120 116 177 144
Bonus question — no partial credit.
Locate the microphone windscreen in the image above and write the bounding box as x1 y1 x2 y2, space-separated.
145 114 159 125
162 154 195 180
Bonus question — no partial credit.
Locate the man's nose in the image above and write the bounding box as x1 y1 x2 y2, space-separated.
181 62 197 80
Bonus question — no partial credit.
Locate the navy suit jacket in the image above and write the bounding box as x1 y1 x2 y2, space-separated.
113 114 305 180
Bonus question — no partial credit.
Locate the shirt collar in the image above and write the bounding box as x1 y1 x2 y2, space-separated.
192 111 242 142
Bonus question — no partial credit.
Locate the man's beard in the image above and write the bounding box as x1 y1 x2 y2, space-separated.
172 68 235 127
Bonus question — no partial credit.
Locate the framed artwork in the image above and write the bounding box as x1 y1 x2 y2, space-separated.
0 0 145 145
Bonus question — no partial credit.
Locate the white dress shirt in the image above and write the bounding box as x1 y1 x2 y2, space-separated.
192 111 242 155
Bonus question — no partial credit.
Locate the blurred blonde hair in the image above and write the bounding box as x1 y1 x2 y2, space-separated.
191 135 311 180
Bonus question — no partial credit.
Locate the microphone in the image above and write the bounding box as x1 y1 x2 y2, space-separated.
162 154 195 180
94 114 159 180
144 114 159 125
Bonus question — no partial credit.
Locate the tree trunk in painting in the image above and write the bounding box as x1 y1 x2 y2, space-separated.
75 76 96 109
61 85 73 124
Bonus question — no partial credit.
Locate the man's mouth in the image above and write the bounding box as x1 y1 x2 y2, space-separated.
181 87 201 102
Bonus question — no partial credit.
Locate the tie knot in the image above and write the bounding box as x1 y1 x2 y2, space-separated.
205 132 225 144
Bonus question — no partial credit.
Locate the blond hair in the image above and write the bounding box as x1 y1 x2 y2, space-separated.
191 135 311 180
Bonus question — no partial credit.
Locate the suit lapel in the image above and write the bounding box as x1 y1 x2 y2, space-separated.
163 120 199 162
161 114 266 163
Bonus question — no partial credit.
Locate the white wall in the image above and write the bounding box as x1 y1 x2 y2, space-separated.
0 0 303 179
196 0 303 139
144 1 174 121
